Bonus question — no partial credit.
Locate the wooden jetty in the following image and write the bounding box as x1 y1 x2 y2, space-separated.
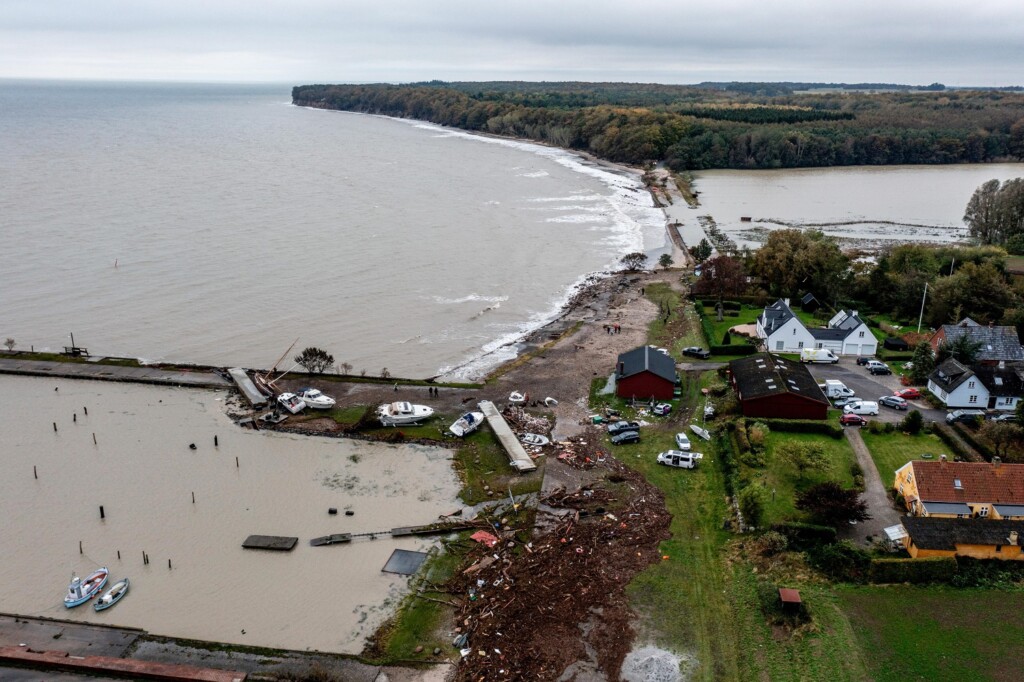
242 535 297 551
228 368 268 408
309 534 352 546
310 521 481 547
478 400 537 472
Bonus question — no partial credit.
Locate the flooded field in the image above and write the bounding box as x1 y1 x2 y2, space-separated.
675 163 1024 250
0 375 461 653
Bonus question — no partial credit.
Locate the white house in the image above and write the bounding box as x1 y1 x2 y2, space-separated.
756 299 815 353
929 358 1024 411
756 301 877 356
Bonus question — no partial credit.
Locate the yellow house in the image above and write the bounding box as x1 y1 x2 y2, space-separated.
893 458 1024 520
902 517 1024 560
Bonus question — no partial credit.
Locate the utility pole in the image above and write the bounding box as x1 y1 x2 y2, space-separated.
917 282 929 333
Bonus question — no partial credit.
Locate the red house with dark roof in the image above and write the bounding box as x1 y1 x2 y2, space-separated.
728 353 829 420
615 346 678 400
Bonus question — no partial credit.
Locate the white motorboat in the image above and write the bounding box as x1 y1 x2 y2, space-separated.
277 392 306 414
378 401 435 426
296 388 336 410
94 578 129 612
689 424 711 441
508 392 526 405
65 567 108 608
521 433 550 447
449 411 485 437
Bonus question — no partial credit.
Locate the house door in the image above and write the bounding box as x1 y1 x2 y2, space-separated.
988 396 997 409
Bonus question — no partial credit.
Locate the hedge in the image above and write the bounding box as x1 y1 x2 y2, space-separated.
933 422 980 461
710 344 757 356
868 556 958 584
771 521 837 551
951 422 995 461
757 418 844 439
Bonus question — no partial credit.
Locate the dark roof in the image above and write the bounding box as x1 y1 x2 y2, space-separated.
929 358 975 393
938 323 1024 362
759 299 797 333
910 460 1024 505
616 346 676 383
903 516 1024 551
800 293 818 304
884 337 909 350
809 328 849 341
728 353 828 405
973 364 1024 397
830 310 866 332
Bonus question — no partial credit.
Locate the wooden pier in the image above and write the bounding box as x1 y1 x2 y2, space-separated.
228 368 269 408
309 520 481 547
478 400 537 472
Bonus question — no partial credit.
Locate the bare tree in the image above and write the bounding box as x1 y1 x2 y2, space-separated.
294 347 334 374
339 362 353 375
3 337 14 351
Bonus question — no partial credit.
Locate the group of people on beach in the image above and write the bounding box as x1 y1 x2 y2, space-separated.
604 323 621 334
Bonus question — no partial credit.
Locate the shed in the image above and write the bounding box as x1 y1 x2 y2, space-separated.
883 337 909 351
778 588 802 612
728 353 829 420
615 346 678 400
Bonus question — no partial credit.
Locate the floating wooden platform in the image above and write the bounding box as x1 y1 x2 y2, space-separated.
478 400 537 472
241 535 297 551
309 534 352 546
390 522 479 537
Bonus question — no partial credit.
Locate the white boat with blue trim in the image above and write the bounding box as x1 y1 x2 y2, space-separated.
64 567 108 608
94 578 130 611
449 411 485 437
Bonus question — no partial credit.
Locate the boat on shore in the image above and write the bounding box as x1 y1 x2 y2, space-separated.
449 411 485 437
94 578 129 611
521 433 550 447
64 567 108 608
689 424 711 441
378 401 435 426
277 392 306 414
508 392 526 405
296 388 336 410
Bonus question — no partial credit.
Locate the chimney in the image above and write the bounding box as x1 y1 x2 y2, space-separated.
784 298 790 307
851 310 858 318
1010 531 1019 546
940 454 947 463
993 456 1002 469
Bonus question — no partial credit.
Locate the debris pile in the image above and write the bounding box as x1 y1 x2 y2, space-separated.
447 456 672 681
501 405 552 434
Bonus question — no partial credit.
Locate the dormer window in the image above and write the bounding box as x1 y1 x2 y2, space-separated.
954 479 963 490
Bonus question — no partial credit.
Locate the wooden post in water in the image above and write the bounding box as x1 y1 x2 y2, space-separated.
53 422 57 432
192 491 195 504
214 435 218 447
235 456 239 468
99 505 105 520
73 413 77 423
79 541 83 554
117 550 120 560
84 406 88 415
168 559 172 570
33 465 37 479
92 433 97 444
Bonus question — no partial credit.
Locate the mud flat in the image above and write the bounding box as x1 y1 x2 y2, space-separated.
0 375 461 654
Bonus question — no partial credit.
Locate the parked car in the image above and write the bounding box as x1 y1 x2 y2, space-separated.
610 430 641 445
879 395 909 410
607 420 641 435
946 409 986 424
652 402 673 416
894 388 921 400
839 413 867 427
833 396 859 408
844 400 880 416
674 432 692 450
856 356 873 366
868 363 892 376
682 347 711 359
656 450 702 469
988 412 1018 422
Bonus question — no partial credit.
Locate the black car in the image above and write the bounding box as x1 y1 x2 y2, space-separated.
682 346 712 359
878 395 908 410
869 365 892 375
856 356 873 366
607 420 641 435
610 430 641 445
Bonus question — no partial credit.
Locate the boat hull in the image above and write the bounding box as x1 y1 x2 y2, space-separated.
94 578 129 611
64 568 108 608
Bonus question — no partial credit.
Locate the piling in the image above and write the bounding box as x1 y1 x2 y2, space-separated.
33 465 37 479
92 433 97 444
117 550 120 560
53 422 57 432
192 491 195 504
84 406 88 415
168 559 172 570
73 413 77 423
79 541 82 555
235 456 239 468
99 505 105 520
214 435 218 447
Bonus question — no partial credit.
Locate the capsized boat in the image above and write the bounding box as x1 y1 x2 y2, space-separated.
508 392 526 405
521 433 550 447
449 411 485 437
689 424 712 441
94 578 129 612
64 567 108 608
296 387 336 410
277 392 306 414
378 401 435 426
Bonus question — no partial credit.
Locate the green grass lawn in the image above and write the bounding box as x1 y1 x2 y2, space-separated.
745 430 859 526
839 586 1024 682
860 430 949 484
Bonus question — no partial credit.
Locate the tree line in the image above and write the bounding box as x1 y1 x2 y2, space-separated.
293 82 1024 170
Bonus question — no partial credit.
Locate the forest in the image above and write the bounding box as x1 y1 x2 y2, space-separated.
292 81 1024 170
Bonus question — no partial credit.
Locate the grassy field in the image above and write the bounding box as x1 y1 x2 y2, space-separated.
860 430 949 484
839 586 1024 682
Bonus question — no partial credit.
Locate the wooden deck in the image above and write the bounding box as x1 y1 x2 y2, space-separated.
478 400 537 472
241 535 297 551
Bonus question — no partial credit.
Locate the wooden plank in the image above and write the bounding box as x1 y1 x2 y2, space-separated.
241 535 297 551
309 534 352 546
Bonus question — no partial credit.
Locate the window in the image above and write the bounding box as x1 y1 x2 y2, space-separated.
996 545 1002 553
792 328 796 335
957 513 966 519
907 473 913 482
859 331 865 338
899 483 905 494
979 507 989 517
968 381 975 389
816 342 823 349
798 342 804 349
969 395 978 404
776 341 784 351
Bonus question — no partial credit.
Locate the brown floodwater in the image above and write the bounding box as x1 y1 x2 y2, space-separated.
0 375 461 653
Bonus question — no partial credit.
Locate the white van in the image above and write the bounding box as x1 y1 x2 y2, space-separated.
657 450 702 469
823 379 855 399
843 400 879 416
801 348 839 364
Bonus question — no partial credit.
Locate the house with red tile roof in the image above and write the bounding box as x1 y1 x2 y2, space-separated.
893 458 1024 520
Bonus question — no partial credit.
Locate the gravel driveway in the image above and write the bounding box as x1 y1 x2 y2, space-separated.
806 358 946 423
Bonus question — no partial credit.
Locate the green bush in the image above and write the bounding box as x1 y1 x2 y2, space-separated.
807 540 871 583
734 420 751 452
738 483 769 527
951 422 994 460
751 530 789 556
722 331 732 344
951 556 1024 587
771 522 837 551
726 311 740 317
933 423 979 461
758 418 843 439
901 409 924 435
868 557 958 584
739 449 767 467
867 420 895 435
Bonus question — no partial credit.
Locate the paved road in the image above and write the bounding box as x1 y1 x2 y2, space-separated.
805 359 946 424
838 428 902 547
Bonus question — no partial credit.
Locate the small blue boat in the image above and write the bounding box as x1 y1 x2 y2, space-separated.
64 567 108 608
94 578 130 611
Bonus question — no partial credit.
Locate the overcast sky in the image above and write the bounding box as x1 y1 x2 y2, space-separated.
1 0 1021 86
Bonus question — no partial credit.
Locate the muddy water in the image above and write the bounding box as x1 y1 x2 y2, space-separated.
0 375 461 653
